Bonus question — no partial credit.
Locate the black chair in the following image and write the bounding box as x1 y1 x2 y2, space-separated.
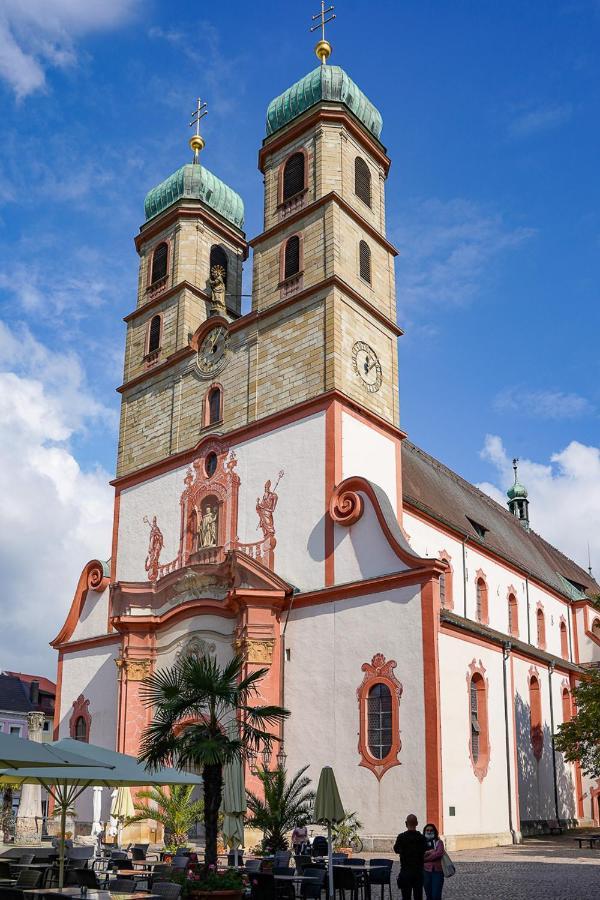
245 860 262 873
130 847 146 862
331 855 347 864
345 860 366 867
367 860 392 900
227 851 244 867
149 864 173 887
152 884 182 900
0 862 13 883
114 859 135 880
250 872 276 900
333 866 363 900
311 837 328 858
74 869 101 890
111 878 142 893
171 856 189 871
294 855 312 874
16 856 34 868
14 870 42 890
301 867 326 900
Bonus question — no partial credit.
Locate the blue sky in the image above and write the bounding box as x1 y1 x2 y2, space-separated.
0 1 599 675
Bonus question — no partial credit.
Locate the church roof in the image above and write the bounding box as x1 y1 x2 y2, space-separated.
401 440 600 602
266 65 383 140
144 163 244 230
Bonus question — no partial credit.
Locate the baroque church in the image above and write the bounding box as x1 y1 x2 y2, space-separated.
52 32 600 850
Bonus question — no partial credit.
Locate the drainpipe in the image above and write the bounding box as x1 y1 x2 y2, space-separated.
525 577 531 645
502 641 516 843
548 663 560 823
462 537 469 618
566 603 574 662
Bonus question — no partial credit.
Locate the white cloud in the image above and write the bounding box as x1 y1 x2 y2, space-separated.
495 387 594 420
0 0 139 99
0 322 114 675
507 103 573 139
479 434 600 574
394 198 535 313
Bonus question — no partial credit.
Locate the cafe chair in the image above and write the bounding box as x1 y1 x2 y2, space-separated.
250 871 276 900
111 878 142 893
152 882 182 900
301 867 326 900
367 860 393 900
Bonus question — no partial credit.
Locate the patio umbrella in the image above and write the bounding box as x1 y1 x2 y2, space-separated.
222 749 246 866
0 731 109 770
0 737 201 888
314 767 345 900
91 785 103 848
110 786 135 846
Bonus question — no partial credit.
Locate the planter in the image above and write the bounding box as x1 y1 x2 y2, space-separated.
336 848 353 857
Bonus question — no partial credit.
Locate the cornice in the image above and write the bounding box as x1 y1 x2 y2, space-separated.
258 106 391 175
123 281 212 323
249 191 399 258
135 203 249 259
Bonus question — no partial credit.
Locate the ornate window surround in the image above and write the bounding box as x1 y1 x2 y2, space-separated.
528 666 543 761
438 551 454 610
508 587 519 638
69 694 91 742
475 570 489 625
559 616 569 658
536 603 546 650
356 653 402 780
466 660 490 782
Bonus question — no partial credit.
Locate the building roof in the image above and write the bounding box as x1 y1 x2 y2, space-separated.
266 65 383 140
401 440 600 602
0 674 34 713
4 673 56 696
144 163 245 230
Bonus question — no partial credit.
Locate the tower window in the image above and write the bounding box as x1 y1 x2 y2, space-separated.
354 156 372 207
561 687 572 723
148 315 161 354
357 653 403 778
74 716 88 743
151 242 168 284
208 386 222 424
367 683 392 760
282 152 305 201
210 245 228 286
359 240 371 283
284 235 301 279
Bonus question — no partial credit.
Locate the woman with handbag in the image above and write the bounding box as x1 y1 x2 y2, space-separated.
423 823 445 899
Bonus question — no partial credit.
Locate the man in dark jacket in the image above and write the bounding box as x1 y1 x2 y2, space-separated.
393 814 426 900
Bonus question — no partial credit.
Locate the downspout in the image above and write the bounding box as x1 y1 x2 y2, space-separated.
548 663 560 823
525 577 531 645
462 536 469 618
502 641 516 843
566 601 574 662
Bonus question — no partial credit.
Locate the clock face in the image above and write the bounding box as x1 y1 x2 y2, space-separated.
352 340 382 393
197 325 229 376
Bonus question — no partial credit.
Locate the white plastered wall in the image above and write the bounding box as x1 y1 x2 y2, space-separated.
154 615 236 671
341 412 398 514
70 586 110 641
333 497 408 585
512 656 556 825
283 585 425 841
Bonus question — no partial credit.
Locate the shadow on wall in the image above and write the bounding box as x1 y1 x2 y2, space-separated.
514 693 576 826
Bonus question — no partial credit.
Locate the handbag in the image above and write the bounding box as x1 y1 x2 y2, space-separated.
440 850 456 878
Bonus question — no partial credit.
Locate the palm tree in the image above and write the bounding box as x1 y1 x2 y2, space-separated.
246 765 315 853
126 784 204 847
138 652 288 867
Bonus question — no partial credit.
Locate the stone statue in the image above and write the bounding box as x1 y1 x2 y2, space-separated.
143 515 163 582
199 505 218 548
256 471 284 539
209 265 226 314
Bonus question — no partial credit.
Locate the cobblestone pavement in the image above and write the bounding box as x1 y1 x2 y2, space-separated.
380 836 600 900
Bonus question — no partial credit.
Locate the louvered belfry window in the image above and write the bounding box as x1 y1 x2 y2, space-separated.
355 156 372 207
283 152 305 201
367 683 392 760
209 387 221 424
210 245 228 285
151 242 168 283
359 240 371 283
284 235 301 279
148 315 161 353
470 679 480 762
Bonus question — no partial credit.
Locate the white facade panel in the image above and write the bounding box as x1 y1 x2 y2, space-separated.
341 412 398 514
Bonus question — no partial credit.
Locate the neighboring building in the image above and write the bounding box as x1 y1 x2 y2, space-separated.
0 673 56 741
51 42 600 849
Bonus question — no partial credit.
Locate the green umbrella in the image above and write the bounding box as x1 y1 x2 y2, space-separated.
0 738 201 889
314 767 345 900
0 731 109 770
222 750 246 865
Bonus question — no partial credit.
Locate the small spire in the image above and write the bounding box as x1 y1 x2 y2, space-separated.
588 542 593 577
512 457 519 484
507 456 530 529
189 97 208 164
310 1 335 65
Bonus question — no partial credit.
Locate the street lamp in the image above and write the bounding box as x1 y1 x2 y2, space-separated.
276 744 287 769
261 746 272 770
248 748 258 774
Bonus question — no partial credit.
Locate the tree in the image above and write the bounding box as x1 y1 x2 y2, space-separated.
126 784 204 847
246 765 315 853
138 653 288 867
555 668 600 778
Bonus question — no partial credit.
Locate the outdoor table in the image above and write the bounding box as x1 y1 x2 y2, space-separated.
574 835 600 848
23 890 160 899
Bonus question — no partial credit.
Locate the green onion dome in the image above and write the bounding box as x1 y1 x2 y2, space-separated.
144 163 244 230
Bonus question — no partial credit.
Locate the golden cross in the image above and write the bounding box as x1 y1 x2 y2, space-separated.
189 97 208 163
310 1 335 64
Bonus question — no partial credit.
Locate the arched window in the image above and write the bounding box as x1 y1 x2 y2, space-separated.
354 156 372 207
438 553 453 609
468 665 490 781
148 315 161 354
439 570 447 608
357 653 402 779
475 575 488 624
508 593 519 638
282 152 305 201
536 607 546 649
208 386 222 424
74 716 87 742
592 618 600 640
359 240 371 283
151 242 168 284
209 245 228 286
367 683 392 760
284 235 301 280
560 620 569 658
561 687 572 724
529 674 543 760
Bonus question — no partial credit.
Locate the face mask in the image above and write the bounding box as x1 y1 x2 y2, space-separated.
424 831 434 839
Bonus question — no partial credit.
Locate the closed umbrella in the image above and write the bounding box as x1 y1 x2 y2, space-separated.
222 750 246 866
110 786 135 846
314 767 345 900
91 785 103 851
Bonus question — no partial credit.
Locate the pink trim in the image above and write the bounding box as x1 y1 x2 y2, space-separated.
356 653 402 780
559 616 569 659
203 382 223 427
51 560 109 647
466 660 490 782
438 551 454 610
69 694 91 742
507 587 519 638
475 570 489 625
536 602 546 650
528 667 543 760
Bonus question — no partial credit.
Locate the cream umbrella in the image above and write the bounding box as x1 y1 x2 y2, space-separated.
91 785 104 853
314 767 345 900
110 786 135 847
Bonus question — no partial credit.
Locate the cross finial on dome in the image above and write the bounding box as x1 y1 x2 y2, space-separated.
310 1 336 65
512 457 519 481
189 97 208 164
507 457 530 529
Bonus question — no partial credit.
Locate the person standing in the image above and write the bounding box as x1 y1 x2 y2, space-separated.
291 821 309 855
393 814 426 900
423 823 445 900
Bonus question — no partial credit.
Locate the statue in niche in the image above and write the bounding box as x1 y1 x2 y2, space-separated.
199 505 218 548
209 265 226 314
256 470 284 539
143 515 163 581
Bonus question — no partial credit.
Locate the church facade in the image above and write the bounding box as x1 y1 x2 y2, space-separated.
52 56 600 850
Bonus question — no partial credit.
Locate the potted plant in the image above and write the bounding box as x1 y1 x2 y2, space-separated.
246 765 314 858
126 784 204 848
332 812 363 856
171 865 246 900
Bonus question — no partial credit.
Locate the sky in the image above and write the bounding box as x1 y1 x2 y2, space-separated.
0 0 599 678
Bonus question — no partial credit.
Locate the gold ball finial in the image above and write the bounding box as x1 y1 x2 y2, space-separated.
314 39 331 64
189 134 205 155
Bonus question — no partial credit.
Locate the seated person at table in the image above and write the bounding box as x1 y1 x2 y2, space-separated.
52 830 74 850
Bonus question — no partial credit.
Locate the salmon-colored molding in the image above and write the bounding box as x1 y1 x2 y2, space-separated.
528 666 544 761
421 578 443 830
55 634 121 653
466 659 490 782
68 695 91 741
324 400 343 586
259 107 391 175
571 606 581 664
509 654 521 830
507 585 519 638
277 146 310 206
53 652 64 741
438 551 454 610
535 601 547 650
295 566 444 610
136 204 248 256
202 382 224 429
51 560 109 647
357 653 403 780
123 280 211 323
109 492 121 627
568 672 585 817
474 569 489 625
585 610 600 647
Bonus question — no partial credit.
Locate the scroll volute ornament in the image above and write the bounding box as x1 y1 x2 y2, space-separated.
87 560 108 592
329 485 364 526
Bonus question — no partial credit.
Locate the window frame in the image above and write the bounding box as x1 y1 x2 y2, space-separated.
278 148 308 205
279 233 304 285
203 383 223 428
528 669 543 760
354 156 372 208
74 716 88 742
358 239 372 284
475 571 489 625
147 240 170 289
438 551 454 609
146 313 162 356
536 604 546 650
466 660 490 781
508 589 519 638
357 653 402 780
561 684 572 724
209 244 229 287
69 694 91 743
559 617 569 659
